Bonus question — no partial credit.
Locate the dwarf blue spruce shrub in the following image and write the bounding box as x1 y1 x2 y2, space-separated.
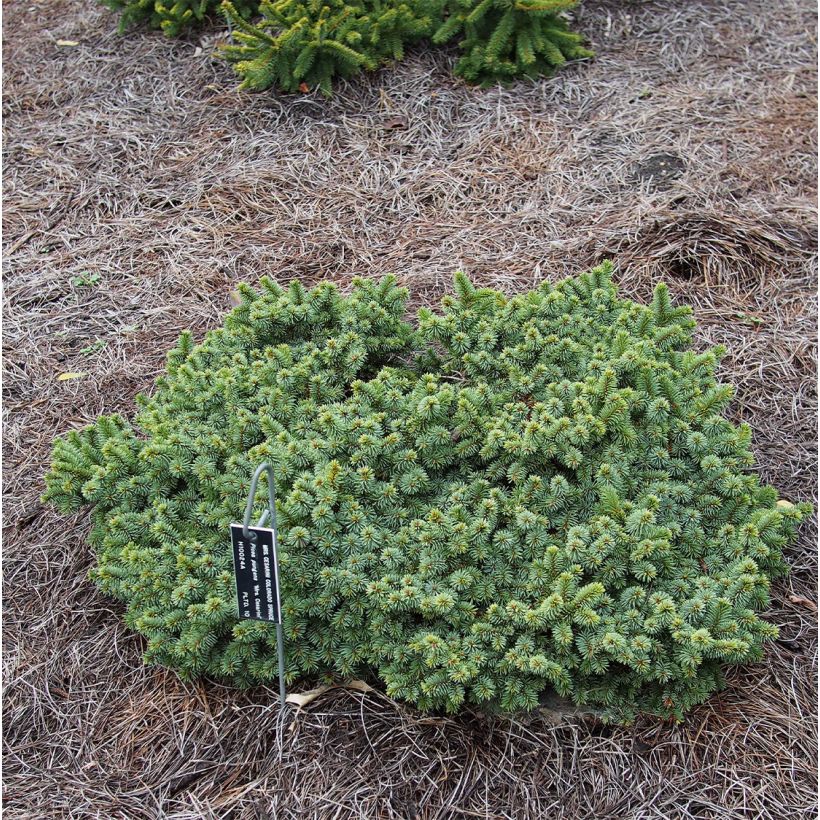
44 264 810 722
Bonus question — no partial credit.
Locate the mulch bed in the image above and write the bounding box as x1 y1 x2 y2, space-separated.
3 0 817 816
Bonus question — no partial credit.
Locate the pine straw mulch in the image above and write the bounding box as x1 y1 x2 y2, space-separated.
2 0 817 816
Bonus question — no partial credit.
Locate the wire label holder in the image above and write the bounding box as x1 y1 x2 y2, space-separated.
231 462 286 706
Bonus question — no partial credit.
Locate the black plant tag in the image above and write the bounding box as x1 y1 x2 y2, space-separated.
230 523 281 623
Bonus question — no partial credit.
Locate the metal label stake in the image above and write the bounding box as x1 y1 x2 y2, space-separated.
230 462 286 706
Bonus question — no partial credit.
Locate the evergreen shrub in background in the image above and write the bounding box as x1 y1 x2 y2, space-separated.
221 0 439 94
98 0 591 93
101 0 257 36
431 0 591 85
44 264 810 722
221 0 590 91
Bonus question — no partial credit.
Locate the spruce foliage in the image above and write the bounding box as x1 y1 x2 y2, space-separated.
220 0 588 92
221 0 438 94
44 264 810 722
432 0 591 85
98 0 589 92
102 0 257 35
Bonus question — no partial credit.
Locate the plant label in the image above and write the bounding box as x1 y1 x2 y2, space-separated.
230 523 281 623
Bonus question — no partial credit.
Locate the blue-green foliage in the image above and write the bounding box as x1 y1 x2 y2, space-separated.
44 264 810 722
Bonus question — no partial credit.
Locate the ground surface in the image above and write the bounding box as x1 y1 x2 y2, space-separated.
2 0 818 817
